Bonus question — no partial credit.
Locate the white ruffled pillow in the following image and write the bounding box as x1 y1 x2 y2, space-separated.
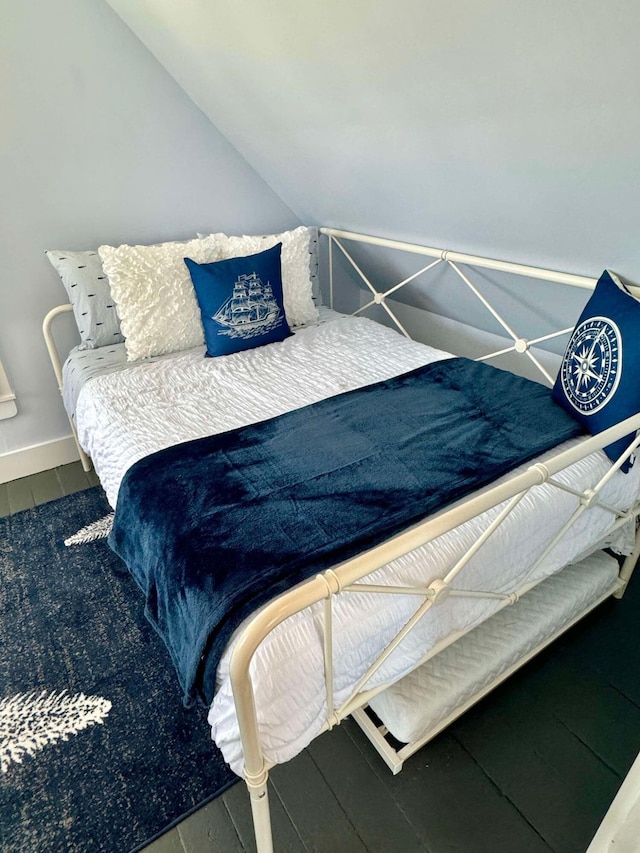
98 237 219 361
201 226 318 328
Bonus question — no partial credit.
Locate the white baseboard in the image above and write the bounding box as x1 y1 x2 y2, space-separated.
0 361 17 420
0 436 80 484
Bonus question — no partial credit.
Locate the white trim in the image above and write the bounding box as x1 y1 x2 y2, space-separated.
0 399 17 420
0 361 17 420
0 436 80 484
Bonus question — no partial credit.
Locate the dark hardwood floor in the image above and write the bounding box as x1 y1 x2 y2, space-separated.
3 463 639 852
0 461 100 515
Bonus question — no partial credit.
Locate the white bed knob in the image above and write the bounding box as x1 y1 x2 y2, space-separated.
426 579 451 605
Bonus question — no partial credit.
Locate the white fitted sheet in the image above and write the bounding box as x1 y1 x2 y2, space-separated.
72 313 640 775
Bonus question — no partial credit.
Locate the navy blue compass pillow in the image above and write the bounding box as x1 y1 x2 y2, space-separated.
184 243 292 358
552 270 640 472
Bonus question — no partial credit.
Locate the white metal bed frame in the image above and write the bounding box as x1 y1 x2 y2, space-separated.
43 228 640 853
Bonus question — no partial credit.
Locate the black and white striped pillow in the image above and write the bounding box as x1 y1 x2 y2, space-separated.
46 249 124 349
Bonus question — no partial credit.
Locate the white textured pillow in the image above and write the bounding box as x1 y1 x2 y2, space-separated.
202 226 318 328
98 237 219 360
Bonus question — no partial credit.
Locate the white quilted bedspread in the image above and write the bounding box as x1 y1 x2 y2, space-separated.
74 314 640 775
76 313 451 509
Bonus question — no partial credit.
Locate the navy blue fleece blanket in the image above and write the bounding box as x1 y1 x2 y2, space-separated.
108 357 584 706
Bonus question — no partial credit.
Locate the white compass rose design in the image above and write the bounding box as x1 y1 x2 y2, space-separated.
560 316 622 414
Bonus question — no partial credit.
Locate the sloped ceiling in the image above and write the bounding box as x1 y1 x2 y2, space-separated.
106 0 640 276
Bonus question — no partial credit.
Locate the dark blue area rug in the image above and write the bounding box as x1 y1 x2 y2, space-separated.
0 488 238 853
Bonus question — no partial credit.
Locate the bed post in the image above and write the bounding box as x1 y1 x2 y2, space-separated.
614 521 640 599
230 629 275 853
245 766 273 853
42 305 93 473
328 232 334 310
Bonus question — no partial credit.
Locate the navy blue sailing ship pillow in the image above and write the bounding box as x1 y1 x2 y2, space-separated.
552 270 640 472
185 243 292 357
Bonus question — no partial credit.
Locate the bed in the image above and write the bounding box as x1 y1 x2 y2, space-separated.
43 227 640 853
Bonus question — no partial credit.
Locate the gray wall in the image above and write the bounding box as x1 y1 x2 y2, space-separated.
106 0 640 290
5 0 640 459
0 0 298 457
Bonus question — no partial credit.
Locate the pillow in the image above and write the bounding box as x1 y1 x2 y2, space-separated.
46 249 124 349
184 243 292 358
98 236 219 360
199 226 318 328
552 270 640 471
307 226 321 306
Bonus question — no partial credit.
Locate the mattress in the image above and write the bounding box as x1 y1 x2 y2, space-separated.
71 312 640 775
368 551 619 744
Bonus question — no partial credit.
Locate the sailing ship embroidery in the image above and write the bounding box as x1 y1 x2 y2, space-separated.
212 272 284 339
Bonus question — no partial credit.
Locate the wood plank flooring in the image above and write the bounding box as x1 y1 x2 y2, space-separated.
3 462 640 852
0 461 100 514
